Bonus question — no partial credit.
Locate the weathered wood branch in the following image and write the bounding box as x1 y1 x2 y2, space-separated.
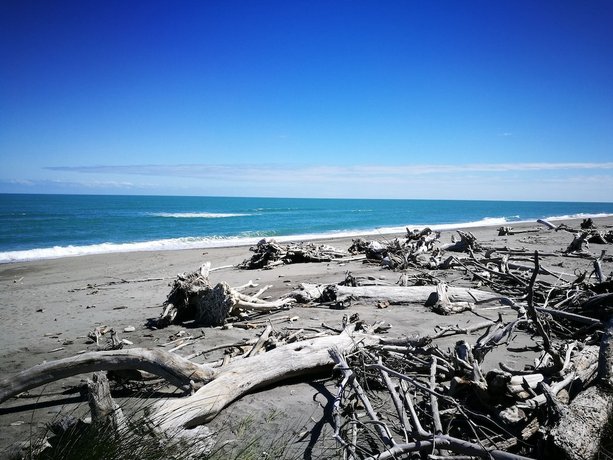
290 283 499 306
364 435 534 460
238 239 347 269
537 219 558 230
425 283 475 314
330 349 395 447
1 328 380 441
150 328 380 431
0 348 215 403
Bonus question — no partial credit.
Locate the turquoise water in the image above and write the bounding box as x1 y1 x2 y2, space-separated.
1 193 612 263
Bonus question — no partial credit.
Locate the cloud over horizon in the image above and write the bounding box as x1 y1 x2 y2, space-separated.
0 161 593 201
45 161 613 178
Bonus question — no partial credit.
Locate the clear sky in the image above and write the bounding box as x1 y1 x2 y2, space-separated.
1 0 612 201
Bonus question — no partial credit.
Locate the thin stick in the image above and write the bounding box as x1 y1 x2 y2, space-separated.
246 323 273 358
377 357 411 442
399 380 429 437
331 349 395 447
430 357 443 435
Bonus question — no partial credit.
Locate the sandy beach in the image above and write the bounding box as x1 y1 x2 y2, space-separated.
1 216 612 457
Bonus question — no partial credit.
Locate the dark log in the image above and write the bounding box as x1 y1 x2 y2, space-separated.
424 283 474 315
564 232 590 254
440 230 482 253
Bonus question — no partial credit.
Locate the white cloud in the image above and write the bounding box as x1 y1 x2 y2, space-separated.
45 161 613 180
1 161 608 201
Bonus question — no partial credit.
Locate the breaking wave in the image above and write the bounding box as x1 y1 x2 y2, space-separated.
150 212 251 218
0 215 521 263
545 212 613 221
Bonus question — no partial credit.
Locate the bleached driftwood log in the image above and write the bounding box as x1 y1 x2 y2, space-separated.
0 348 216 403
497 226 540 236
151 327 379 430
0 328 378 434
290 283 499 306
537 218 558 230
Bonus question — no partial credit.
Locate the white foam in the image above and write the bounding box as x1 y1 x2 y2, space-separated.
544 212 613 221
0 237 249 263
151 212 251 218
0 216 500 263
3 214 611 264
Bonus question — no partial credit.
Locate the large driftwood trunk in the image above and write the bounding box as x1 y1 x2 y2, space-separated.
547 317 613 459
151 329 379 430
0 348 215 403
293 283 498 304
0 328 378 435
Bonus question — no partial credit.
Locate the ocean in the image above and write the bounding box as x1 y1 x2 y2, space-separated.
1 193 612 263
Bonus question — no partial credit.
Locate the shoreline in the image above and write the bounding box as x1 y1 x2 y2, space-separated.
1 216 612 454
2 213 611 264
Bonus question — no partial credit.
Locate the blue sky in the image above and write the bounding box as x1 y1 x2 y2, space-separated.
1 0 612 201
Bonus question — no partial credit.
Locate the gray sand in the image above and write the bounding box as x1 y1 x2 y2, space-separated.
1 217 611 455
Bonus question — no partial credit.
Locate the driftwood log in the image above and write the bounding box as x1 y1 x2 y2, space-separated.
87 372 127 431
290 282 506 308
440 230 483 252
0 326 378 433
157 263 295 327
151 326 379 431
0 348 215 403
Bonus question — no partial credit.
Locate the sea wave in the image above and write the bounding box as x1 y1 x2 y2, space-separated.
3 213 612 263
150 212 251 218
369 216 514 235
545 212 613 221
0 237 250 263
0 216 508 263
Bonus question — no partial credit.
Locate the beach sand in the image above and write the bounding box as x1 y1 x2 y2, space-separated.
1 216 611 456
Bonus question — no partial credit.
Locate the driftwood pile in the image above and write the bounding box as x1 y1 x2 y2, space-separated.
295 221 613 459
2 219 613 459
155 262 295 327
238 238 347 269
322 255 613 459
349 228 487 271
1 318 380 459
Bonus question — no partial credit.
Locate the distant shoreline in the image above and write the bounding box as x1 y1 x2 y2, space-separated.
1 214 610 264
